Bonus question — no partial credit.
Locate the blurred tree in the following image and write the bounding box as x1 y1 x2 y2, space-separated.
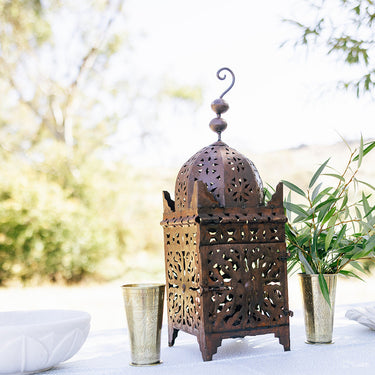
0 0 129 159
0 0 203 178
0 0 135 284
283 0 375 98
0 0 202 284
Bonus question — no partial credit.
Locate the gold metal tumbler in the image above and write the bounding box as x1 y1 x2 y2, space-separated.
299 274 337 344
121 283 165 366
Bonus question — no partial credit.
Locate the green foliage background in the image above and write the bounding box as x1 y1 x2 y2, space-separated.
0 0 186 285
0 147 172 285
284 0 375 97
2 0 375 287
0 159 107 284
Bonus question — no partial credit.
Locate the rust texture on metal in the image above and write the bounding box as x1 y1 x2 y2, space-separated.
161 68 292 361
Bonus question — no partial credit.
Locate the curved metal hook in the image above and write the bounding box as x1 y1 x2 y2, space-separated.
217 67 235 99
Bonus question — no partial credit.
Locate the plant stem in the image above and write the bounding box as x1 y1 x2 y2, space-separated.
307 190 315 253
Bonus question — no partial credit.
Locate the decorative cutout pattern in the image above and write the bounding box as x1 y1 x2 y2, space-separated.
202 244 287 332
165 225 201 333
201 223 285 245
175 142 264 211
163 136 291 361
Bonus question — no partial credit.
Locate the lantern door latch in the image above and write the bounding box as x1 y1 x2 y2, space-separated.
283 308 294 317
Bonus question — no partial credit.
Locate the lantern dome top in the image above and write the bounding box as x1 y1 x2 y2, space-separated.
174 68 264 211
174 140 264 211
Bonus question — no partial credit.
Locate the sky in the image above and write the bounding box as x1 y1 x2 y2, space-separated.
112 0 375 167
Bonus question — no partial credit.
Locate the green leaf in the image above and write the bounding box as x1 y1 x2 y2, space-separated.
350 260 367 275
314 197 338 211
265 183 275 194
311 182 323 202
358 134 364 168
298 250 315 274
343 205 350 220
351 251 369 260
295 231 313 248
357 179 375 191
287 259 299 275
315 198 338 223
293 214 310 223
339 269 364 281
328 212 338 226
282 180 306 197
264 187 273 202
332 224 347 248
285 191 292 222
309 159 330 189
353 5 360 15
321 206 336 226
311 231 319 262
285 222 297 240
355 206 363 220
312 187 333 205
284 201 309 218
363 141 375 156
361 220 375 232
353 141 375 161
318 273 331 307
339 193 348 211
325 225 335 251
364 235 375 252
362 192 374 220
323 173 345 182
337 132 352 152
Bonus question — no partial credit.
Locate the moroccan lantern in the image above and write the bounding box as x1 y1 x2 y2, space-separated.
161 68 292 361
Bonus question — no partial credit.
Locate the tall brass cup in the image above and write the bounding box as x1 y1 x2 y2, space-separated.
121 283 165 366
299 274 337 344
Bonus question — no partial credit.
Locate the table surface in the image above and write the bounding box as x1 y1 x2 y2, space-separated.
42 303 375 375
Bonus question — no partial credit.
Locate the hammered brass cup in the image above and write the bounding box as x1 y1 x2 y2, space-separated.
121 283 165 366
299 274 337 344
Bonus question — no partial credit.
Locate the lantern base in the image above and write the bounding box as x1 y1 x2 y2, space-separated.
168 327 179 347
168 324 291 361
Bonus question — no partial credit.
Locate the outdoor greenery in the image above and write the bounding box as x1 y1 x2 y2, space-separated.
0 0 185 285
282 138 375 304
2 0 375 288
284 0 375 97
0 0 130 285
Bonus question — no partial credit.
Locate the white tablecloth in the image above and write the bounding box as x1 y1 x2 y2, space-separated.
43 304 375 375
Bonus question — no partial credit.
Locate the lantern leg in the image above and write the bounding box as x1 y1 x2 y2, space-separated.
168 326 179 347
198 334 222 361
275 326 291 351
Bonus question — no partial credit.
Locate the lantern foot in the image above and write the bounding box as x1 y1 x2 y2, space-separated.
198 334 223 361
168 327 179 347
274 326 291 351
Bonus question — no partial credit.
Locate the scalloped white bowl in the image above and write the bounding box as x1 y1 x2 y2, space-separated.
0 309 91 375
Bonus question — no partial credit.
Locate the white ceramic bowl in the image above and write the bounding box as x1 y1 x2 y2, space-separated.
0 309 91 374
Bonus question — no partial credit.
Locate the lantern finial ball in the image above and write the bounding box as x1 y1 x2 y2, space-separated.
209 117 227 141
209 67 235 141
211 98 229 115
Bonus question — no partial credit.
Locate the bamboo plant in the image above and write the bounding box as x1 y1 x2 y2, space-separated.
275 139 375 304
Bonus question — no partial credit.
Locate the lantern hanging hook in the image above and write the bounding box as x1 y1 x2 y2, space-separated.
217 67 235 99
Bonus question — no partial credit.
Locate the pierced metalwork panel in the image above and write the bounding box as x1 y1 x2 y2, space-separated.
174 141 264 211
164 225 201 333
162 67 291 361
200 222 285 245
200 243 288 332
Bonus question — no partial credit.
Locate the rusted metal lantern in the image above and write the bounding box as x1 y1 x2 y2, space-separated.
161 68 292 361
